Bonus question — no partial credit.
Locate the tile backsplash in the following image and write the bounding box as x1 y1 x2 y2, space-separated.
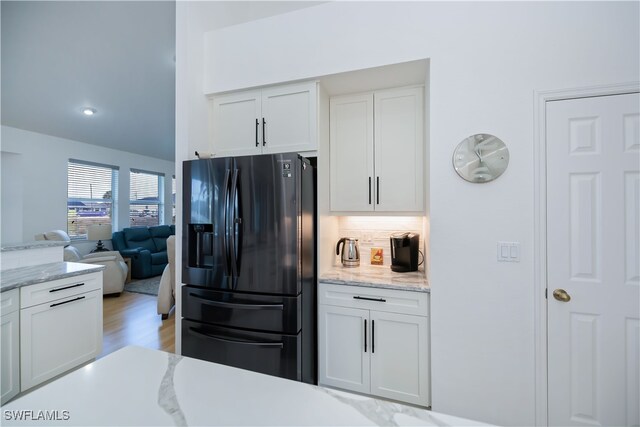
336 216 426 271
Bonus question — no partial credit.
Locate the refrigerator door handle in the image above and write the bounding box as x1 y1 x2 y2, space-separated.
188 328 284 348
188 293 284 310
222 169 231 276
229 169 240 277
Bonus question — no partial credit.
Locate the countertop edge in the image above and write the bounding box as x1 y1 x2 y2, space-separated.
0 262 105 293
319 277 430 293
1 241 68 252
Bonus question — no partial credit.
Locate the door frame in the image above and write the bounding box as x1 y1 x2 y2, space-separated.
533 81 639 426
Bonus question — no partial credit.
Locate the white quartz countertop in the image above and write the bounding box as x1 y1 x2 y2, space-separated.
2 346 487 426
320 265 429 293
1 240 67 252
0 262 104 293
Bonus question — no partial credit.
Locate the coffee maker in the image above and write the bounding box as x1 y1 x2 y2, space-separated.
390 232 420 272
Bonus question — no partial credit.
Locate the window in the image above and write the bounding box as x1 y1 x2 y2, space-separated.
67 160 118 238
130 169 164 226
172 175 176 225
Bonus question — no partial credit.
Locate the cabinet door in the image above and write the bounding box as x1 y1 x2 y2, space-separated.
1 311 20 404
211 90 262 157
329 93 374 211
20 289 103 390
370 311 429 406
318 305 370 394
261 82 317 154
374 87 424 212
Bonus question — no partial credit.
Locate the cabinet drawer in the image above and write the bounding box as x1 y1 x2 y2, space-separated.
318 282 429 317
20 273 101 309
1 289 19 315
20 289 102 390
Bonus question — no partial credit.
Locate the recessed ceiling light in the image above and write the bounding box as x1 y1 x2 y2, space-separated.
82 107 97 116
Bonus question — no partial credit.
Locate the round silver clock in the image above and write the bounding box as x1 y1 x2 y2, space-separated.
452 133 509 183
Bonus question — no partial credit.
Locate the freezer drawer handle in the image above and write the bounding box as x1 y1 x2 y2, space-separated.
188 328 284 348
49 283 84 293
353 296 386 303
189 293 284 310
50 296 85 308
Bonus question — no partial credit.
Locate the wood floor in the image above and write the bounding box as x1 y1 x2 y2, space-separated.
101 291 175 358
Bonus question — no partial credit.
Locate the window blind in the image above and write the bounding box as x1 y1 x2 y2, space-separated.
67 160 118 238
130 170 164 227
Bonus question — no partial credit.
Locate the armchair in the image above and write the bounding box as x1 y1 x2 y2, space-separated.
112 225 174 279
157 235 175 319
35 230 127 296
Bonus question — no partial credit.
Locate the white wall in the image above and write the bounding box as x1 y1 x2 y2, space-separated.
1 151 24 243
180 2 639 425
0 126 175 254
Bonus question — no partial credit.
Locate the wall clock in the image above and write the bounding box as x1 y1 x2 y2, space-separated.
452 134 509 183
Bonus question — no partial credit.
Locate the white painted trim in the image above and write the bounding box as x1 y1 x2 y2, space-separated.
533 81 640 427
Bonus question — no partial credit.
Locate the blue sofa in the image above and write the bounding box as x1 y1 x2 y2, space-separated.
112 225 175 279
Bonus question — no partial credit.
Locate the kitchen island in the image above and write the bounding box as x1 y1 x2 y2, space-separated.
2 346 486 426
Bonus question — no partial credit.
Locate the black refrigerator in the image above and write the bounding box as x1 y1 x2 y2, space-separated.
181 153 316 384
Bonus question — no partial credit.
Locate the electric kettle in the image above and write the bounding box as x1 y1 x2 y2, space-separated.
336 237 360 268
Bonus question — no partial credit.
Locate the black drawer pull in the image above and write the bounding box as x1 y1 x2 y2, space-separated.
353 296 386 303
50 283 84 293
364 319 367 353
372 320 375 353
188 328 284 348
50 296 85 308
189 293 283 310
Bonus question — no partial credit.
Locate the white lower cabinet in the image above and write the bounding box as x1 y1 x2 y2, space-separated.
318 283 430 407
318 305 370 394
1 289 20 404
20 273 103 391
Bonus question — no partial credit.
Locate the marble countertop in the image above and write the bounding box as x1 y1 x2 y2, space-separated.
1 240 67 252
2 346 487 426
320 265 429 293
0 262 105 293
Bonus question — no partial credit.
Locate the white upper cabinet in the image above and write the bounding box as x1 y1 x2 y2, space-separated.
330 86 424 212
210 82 318 157
210 90 262 158
374 87 424 212
261 82 317 154
330 93 374 211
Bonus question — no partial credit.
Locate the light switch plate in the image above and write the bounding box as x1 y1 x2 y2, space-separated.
498 241 520 262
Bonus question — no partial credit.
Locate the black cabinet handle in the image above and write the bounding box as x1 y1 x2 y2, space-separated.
376 177 380 205
49 283 84 293
262 118 266 146
372 320 375 353
364 319 367 353
50 296 85 308
255 119 259 147
188 328 284 348
368 177 372 205
353 296 386 303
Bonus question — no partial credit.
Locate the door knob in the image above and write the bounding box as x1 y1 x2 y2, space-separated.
553 289 571 302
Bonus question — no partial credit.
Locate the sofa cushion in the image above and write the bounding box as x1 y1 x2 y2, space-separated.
149 225 173 252
123 227 157 253
151 251 168 265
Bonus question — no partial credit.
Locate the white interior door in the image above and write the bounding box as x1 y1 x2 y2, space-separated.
547 92 640 427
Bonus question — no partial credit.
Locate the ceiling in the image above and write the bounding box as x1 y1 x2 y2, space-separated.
1 1 324 162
